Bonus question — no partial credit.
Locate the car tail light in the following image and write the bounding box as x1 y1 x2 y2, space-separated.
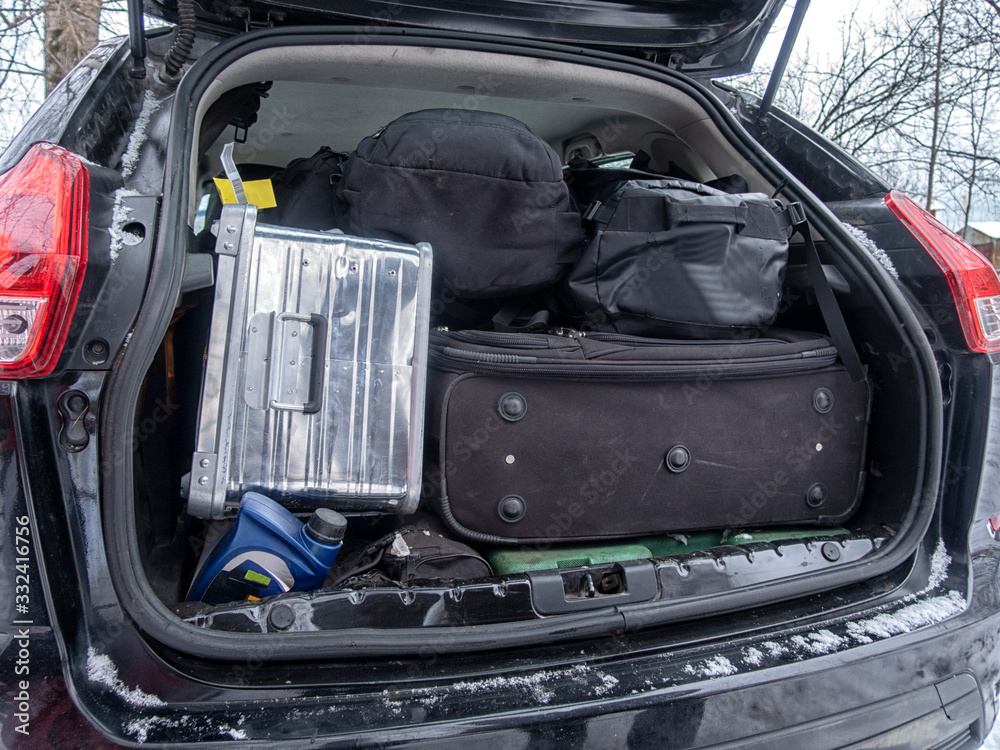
0 143 89 378
886 190 1000 354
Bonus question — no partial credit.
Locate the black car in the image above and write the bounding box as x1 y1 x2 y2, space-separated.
2 0 1000 747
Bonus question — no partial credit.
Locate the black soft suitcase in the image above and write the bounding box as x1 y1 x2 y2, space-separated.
428 328 870 544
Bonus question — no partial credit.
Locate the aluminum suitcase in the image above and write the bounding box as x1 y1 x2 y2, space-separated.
186 204 432 519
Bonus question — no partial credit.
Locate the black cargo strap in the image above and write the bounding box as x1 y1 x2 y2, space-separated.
788 204 867 383
492 305 551 333
585 195 788 241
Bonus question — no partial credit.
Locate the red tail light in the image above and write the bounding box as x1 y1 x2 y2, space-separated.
886 190 1000 354
0 143 89 378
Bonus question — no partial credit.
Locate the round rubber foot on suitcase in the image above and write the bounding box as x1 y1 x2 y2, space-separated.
813 388 834 414
498 495 527 523
665 446 691 473
805 483 828 507
498 392 527 422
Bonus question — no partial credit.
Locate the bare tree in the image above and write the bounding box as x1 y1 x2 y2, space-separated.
0 1 47 143
736 6 935 175
0 0 128 148
934 0 1000 232
924 0 947 210
734 0 1000 228
43 0 102 94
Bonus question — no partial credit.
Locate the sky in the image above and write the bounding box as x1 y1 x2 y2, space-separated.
757 0 892 70
750 0 997 229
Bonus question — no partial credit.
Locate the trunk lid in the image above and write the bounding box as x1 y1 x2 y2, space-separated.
141 0 787 77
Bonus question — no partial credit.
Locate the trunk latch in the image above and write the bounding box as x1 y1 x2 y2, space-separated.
527 559 658 615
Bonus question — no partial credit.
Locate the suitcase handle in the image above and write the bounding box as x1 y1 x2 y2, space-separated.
527 559 658 615
268 312 328 414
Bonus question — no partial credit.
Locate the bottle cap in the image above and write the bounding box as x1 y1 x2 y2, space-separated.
305 508 347 543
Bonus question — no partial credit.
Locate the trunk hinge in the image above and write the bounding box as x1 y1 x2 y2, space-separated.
756 0 811 123
230 6 287 32
126 0 146 78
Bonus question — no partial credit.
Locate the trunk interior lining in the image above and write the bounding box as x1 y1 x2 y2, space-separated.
104 29 941 659
190 44 777 221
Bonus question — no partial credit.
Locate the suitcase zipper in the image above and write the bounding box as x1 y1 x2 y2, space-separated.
431 347 839 379
443 329 791 349
585 332 789 346
442 330 553 348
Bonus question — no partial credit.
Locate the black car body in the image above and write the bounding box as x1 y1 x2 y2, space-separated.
2 1 1000 747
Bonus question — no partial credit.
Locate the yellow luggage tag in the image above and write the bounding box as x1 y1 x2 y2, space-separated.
213 177 277 208
215 142 277 208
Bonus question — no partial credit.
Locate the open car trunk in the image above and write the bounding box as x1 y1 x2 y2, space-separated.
105 30 940 659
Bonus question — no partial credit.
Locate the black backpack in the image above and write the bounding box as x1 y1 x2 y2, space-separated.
335 109 583 299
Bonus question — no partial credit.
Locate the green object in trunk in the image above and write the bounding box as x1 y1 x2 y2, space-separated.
721 527 850 545
486 541 654 575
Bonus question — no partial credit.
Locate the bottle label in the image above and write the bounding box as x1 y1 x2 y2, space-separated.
200 552 293 605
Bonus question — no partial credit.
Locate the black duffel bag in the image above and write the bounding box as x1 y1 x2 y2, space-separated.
335 109 583 299
566 178 792 338
259 146 347 231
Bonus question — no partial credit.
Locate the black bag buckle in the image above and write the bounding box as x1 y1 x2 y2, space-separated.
584 201 618 226
548 326 586 339
583 201 604 222
785 202 806 228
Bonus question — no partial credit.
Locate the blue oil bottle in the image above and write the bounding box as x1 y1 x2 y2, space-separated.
187 492 347 605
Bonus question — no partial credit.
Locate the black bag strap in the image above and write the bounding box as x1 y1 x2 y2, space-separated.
786 203 866 383
585 192 787 241
492 304 551 333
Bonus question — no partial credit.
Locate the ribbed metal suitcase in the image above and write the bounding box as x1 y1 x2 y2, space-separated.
186 204 432 519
